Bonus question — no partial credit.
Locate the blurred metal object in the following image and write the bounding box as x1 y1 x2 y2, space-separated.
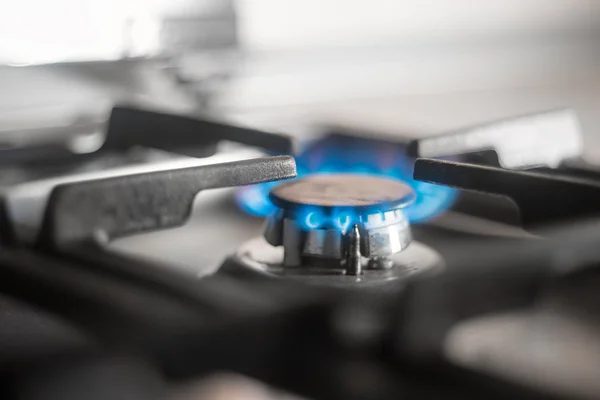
0 1 237 65
345 224 362 276
445 307 600 400
231 236 442 290
160 3 237 55
282 218 303 267
35 155 296 249
0 1 240 146
360 209 412 257
277 208 412 261
411 109 583 169
413 158 600 229
0 106 108 151
303 226 342 260
367 256 394 270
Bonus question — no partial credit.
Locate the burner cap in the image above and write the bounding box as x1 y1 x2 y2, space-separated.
269 174 415 212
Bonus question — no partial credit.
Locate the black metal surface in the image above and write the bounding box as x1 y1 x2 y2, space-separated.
0 243 559 400
0 240 341 393
38 155 296 249
106 106 293 156
538 157 600 181
394 240 551 361
0 197 15 246
3 353 166 400
0 247 207 344
0 183 585 400
0 246 332 387
393 217 600 362
414 158 600 228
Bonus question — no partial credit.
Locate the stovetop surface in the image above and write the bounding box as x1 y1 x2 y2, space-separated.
1 104 600 400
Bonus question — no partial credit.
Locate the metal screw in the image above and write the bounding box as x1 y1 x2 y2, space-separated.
345 224 362 275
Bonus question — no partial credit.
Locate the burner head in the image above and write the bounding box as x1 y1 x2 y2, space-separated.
269 174 415 212
264 174 415 273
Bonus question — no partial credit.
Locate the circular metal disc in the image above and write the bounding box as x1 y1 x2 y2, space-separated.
270 174 415 211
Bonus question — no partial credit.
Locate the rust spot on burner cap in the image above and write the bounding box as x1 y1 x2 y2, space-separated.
269 174 415 212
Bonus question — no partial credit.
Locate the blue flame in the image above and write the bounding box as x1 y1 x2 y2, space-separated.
296 207 326 230
333 209 357 233
304 211 322 229
235 180 279 217
290 206 359 232
235 136 457 223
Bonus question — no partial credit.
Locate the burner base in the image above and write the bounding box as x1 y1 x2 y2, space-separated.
225 237 443 291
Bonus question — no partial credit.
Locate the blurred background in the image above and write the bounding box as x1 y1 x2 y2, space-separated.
2 0 600 156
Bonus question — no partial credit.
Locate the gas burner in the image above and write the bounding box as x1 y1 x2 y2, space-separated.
231 174 443 289
267 174 415 270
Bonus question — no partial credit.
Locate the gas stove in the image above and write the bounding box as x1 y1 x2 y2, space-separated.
1 104 600 400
